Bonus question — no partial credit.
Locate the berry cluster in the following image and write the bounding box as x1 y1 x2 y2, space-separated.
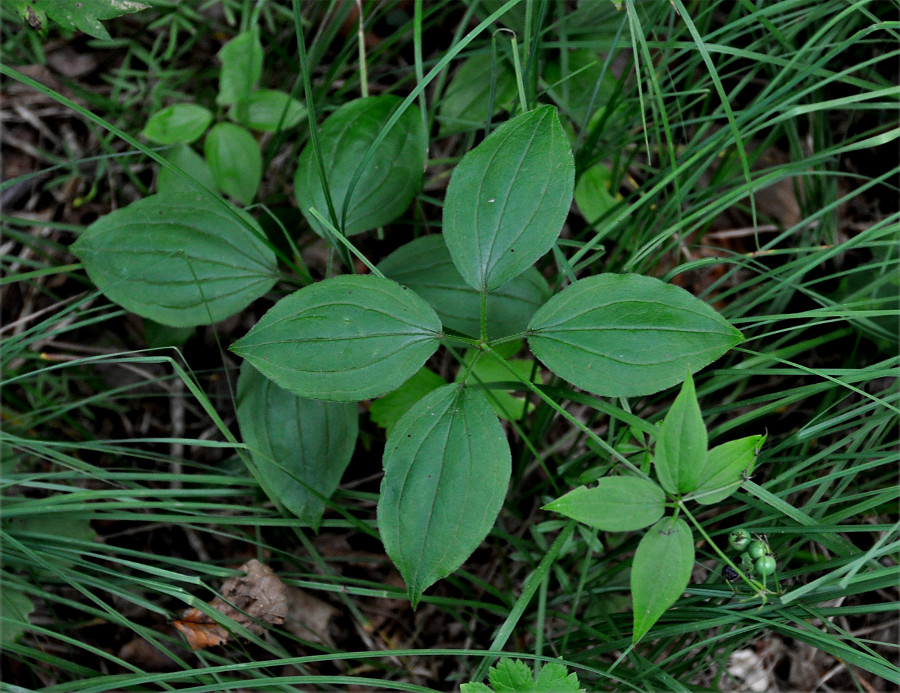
725 529 777 581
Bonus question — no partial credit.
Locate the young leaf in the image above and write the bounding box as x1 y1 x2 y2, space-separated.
455 350 543 421
379 384 511 607
217 27 263 106
631 516 694 644
369 367 447 436
71 192 277 327
230 275 442 401
236 362 357 529
204 123 262 205
0 574 35 644
438 53 517 134
574 163 618 223
156 143 216 194
527 274 744 397
687 434 765 506
142 104 213 145
379 235 550 339
543 477 665 531
229 89 306 131
294 95 426 236
653 373 708 495
443 105 574 292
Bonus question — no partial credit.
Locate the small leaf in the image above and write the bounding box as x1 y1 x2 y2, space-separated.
0 575 35 644
379 235 550 339
631 516 694 644
229 89 306 131
544 49 622 126
438 53 517 134
379 384 511 607
653 373 707 495
527 274 744 397
217 27 263 106
543 477 665 531
294 95 426 236
231 275 442 401
156 143 216 194
16 0 148 40
444 105 574 292
142 104 213 144
71 192 277 327
490 658 535 692
205 123 262 205
369 367 447 436
574 163 618 223
688 434 765 506
455 350 543 421
236 362 358 529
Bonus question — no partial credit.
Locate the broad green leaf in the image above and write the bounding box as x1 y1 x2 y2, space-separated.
455 350 542 421
0 575 34 644
5 516 96 573
687 434 765 506
543 477 665 531
156 143 216 194
438 53 517 134
14 0 148 40
205 123 262 205
527 274 744 397
229 89 306 131
369 366 447 436
217 27 263 106
142 104 213 145
574 163 618 223
443 105 574 292
653 373 708 495
294 95 426 236
236 362 357 529
378 235 550 339
631 516 694 644
379 384 511 607
230 275 442 401
71 192 277 327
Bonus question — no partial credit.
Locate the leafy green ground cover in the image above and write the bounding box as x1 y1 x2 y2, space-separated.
2 0 898 690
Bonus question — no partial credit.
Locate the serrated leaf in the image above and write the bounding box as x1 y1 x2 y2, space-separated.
687 434 764 506
16 0 148 40
156 143 216 194
631 516 694 644
534 662 584 693
438 53 517 134
142 104 213 145
379 235 550 339
205 123 261 205
229 89 306 131
71 192 277 327
231 275 442 402
443 105 574 292
543 477 665 531
294 95 426 236
236 362 357 529
490 658 536 692
369 367 447 435
379 384 510 607
217 27 263 106
527 274 744 397
653 373 707 495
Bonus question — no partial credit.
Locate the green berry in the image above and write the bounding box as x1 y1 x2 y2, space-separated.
747 540 767 559
755 555 777 576
729 529 752 551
